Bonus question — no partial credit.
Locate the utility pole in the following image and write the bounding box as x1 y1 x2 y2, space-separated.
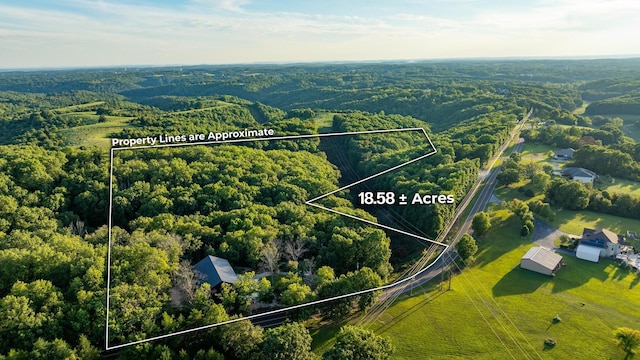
411 276 415 296
440 256 445 291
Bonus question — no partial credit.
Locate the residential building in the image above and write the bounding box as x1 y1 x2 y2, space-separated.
561 167 597 183
576 228 623 262
193 255 238 288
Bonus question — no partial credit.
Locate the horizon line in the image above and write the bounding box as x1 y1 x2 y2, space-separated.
2 54 640 72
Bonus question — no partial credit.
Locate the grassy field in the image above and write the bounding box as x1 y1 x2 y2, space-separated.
60 115 135 148
573 101 589 115
595 177 640 198
359 210 640 359
314 112 337 133
520 142 556 161
494 182 640 236
619 115 640 141
53 101 105 113
551 209 640 237
171 100 234 114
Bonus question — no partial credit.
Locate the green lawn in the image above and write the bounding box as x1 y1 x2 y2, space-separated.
494 181 640 236
60 115 135 148
520 142 556 161
595 177 640 198
360 210 640 359
550 208 640 237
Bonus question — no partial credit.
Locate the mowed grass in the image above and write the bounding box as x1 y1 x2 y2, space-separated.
60 115 135 148
550 208 640 237
520 142 557 161
364 210 640 359
595 177 640 198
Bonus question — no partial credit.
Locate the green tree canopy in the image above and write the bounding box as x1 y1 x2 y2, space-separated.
323 325 394 360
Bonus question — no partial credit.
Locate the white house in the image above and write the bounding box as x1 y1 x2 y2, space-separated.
561 167 597 183
576 228 623 263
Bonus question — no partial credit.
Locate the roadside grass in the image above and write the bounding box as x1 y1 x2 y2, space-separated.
60 115 135 148
309 319 347 356
362 210 640 359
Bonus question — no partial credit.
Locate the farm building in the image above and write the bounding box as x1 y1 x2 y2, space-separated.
193 255 238 288
520 247 563 276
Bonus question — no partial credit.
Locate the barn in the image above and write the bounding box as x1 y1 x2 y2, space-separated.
520 247 563 276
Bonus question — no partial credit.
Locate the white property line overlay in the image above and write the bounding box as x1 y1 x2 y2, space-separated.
105 128 445 350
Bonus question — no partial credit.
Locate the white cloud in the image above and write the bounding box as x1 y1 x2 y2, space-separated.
192 0 251 13
0 0 639 68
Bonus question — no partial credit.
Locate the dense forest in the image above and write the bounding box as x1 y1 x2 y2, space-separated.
0 59 639 358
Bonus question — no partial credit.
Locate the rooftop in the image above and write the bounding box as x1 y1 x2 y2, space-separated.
522 247 563 271
193 255 238 287
562 167 596 179
582 228 621 245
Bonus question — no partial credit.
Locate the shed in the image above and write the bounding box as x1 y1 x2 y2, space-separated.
520 247 563 276
553 148 575 160
576 244 601 263
193 255 238 288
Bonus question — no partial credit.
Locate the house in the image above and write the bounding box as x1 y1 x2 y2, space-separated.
561 167 597 183
520 247 563 276
193 255 238 288
553 148 575 160
576 228 623 262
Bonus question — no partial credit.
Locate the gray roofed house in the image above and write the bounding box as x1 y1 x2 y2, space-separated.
553 148 575 160
578 228 623 259
520 247 563 276
193 255 238 288
561 167 597 183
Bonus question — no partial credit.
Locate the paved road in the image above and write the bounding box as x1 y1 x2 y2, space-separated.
403 129 530 290
453 137 525 244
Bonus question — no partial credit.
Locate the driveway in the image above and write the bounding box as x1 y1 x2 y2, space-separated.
531 218 571 249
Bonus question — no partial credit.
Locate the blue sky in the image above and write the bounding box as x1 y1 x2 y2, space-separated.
1 0 639 68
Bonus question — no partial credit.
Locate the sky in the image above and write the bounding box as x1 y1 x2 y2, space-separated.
1 0 639 69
